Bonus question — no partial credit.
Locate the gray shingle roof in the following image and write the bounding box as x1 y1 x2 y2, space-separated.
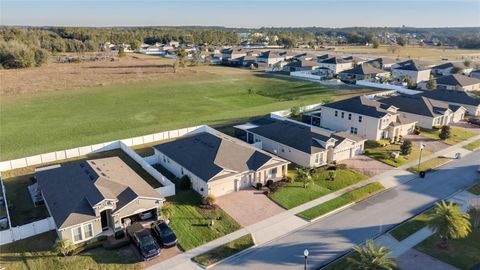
435 74 480 87
284 60 319 68
432 62 468 70
322 96 392 118
37 157 162 229
420 89 480 106
392 60 429 71
154 132 280 182
340 64 387 75
320 57 351 64
365 57 398 66
379 95 462 117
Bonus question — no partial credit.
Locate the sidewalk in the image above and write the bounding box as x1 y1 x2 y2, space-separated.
147 134 480 270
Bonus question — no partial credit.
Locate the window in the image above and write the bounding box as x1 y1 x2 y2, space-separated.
334 110 338 117
73 226 83 242
341 112 345 118
315 153 320 163
358 116 362 123
350 127 358 135
348 114 352 120
83 224 93 239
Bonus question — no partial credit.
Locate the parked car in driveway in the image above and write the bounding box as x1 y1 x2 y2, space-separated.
468 117 480 126
152 221 178 247
128 223 161 260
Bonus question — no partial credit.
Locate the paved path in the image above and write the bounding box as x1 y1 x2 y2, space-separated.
398 249 460 270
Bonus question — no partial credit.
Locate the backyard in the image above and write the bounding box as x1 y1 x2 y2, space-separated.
269 168 368 209
165 189 241 251
419 127 478 145
0 231 142 270
0 67 375 160
364 140 429 167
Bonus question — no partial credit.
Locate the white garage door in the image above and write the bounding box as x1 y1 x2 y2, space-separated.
238 177 251 189
209 181 235 197
334 147 353 161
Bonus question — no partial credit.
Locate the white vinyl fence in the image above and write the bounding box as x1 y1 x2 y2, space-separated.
0 217 55 245
356 80 422 95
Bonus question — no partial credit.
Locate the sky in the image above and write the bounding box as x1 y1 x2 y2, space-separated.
1 0 479 28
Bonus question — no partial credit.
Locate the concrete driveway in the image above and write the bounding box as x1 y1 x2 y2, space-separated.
340 155 392 176
404 134 449 153
217 189 285 227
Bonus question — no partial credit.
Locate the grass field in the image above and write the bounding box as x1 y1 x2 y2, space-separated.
408 157 450 174
191 234 254 267
389 208 434 241
419 127 478 145
364 141 429 167
0 231 142 270
166 189 241 251
0 70 374 160
297 182 384 220
463 139 480 151
269 169 368 209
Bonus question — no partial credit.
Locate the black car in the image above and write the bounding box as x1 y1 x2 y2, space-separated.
152 221 178 247
468 117 480 126
131 228 161 260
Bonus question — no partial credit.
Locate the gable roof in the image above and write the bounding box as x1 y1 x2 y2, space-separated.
257 50 286 59
322 96 393 118
432 62 469 70
435 74 480 87
284 60 319 68
37 157 162 229
320 57 351 64
420 89 480 106
154 132 282 182
340 64 387 75
365 57 398 66
392 60 429 71
379 94 462 117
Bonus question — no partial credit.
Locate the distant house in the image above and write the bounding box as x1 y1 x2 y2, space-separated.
339 64 390 82
419 89 480 116
316 54 336 62
318 57 353 74
470 69 480 79
153 131 289 197
342 56 367 65
391 60 431 84
37 157 164 244
283 60 319 72
431 62 473 76
379 94 466 128
221 48 248 60
364 57 398 70
235 118 366 167
318 96 417 141
435 74 480 91
256 50 289 67
292 52 317 61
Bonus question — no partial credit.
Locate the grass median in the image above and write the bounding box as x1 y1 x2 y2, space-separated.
191 234 255 267
407 157 450 174
389 208 434 241
297 182 385 221
463 139 480 151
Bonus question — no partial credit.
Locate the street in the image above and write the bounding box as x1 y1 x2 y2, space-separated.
213 150 480 270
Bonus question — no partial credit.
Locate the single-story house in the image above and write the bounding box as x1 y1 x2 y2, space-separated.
431 62 473 76
235 118 366 167
36 157 164 244
318 57 354 74
339 64 390 82
391 60 432 84
419 89 480 116
379 94 466 128
435 74 480 91
283 60 319 72
153 131 289 197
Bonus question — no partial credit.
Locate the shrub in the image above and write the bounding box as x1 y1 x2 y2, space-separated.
439 125 451 140
327 170 336 181
179 175 191 190
290 106 301 117
0 40 49 69
53 239 74 256
34 48 49 66
256 182 263 190
202 194 217 206
400 140 412 155
414 126 421 135
266 179 274 187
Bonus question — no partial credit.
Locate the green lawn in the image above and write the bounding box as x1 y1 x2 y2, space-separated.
415 229 480 270
420 127 478 145
463 139 480 151
0 231 142 270
364 141 429 167
407 157 450 174
0 72 373 160
269 169 368 209
166 190 241 251
191 234 255 267
297 182 385 220
467 183 480 195
389 208 434 241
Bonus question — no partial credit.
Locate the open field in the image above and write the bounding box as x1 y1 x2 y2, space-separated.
0 63 375 160
330 45 480 61
0 231 142 270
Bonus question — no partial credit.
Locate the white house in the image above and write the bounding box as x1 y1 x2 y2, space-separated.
391 60 431 84
419 89 480 116
318 57 354 74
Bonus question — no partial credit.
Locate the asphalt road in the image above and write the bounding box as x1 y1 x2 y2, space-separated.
213 150 480 270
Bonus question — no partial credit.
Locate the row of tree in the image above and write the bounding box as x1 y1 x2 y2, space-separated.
0 40 49 69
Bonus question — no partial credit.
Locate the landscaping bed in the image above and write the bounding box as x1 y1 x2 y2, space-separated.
166 190 241 251
364 140 429 167
268 168 368 209
419 127 477 145
463 139 480 151
297 182 385 221
389 208 434 241
407 157 450 174
191 234 254 267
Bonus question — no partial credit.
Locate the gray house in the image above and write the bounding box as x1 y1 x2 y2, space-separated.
339 64 390 82
419 89 480 116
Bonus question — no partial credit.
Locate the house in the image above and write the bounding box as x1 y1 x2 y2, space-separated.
283 60 319 72
435 74 480 91
391 60 431 84
292 52 317 61
256 50 289 67
364 57 398 70
431 62 473 76
379 94 466 128
221 48 247 60
153 131 289 197
318 96 417 141
318 57 353 74
316 54 336 62
470 69 480 79
339 64 390 82
235 118 366 167
419 89 480 116
342 56 367 65
36 157 163 244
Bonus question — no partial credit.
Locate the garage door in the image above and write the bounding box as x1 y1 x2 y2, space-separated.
238 177 251 189
334 147 353 161
209 181 235 197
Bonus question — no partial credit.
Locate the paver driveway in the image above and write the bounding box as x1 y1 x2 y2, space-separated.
404 134 449 153
340 155 392 176
217 189 285 227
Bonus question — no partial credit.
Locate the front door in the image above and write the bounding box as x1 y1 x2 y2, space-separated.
100 210 108 230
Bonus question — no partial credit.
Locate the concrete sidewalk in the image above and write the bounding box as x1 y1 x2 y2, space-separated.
147 134 480 270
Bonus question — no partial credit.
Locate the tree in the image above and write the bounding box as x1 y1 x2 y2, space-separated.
176 48 187 67
290 106 301 117
347 239 397 270
439 125 451 140
427 200 471 247
53 239 73 257
117 46 126 57
397 36 408 47
372 38 380 49
202 194 217 206
34 47 49 67
467 199 480 229
463 59 471 67
294 167 313 189
400 140 412 155
172 59 179 73
426 78 437 90
328 170 336 181
191 51 201 66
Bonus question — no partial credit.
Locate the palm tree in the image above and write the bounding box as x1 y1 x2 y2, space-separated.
294 167 313 189
347 239 396 270
426 200 471 247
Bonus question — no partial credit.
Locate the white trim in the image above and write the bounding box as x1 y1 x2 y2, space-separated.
70 221 95 244
113 196 163 215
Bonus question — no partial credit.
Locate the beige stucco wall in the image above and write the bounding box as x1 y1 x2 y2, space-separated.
392 68 431 83
59 218 102 244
